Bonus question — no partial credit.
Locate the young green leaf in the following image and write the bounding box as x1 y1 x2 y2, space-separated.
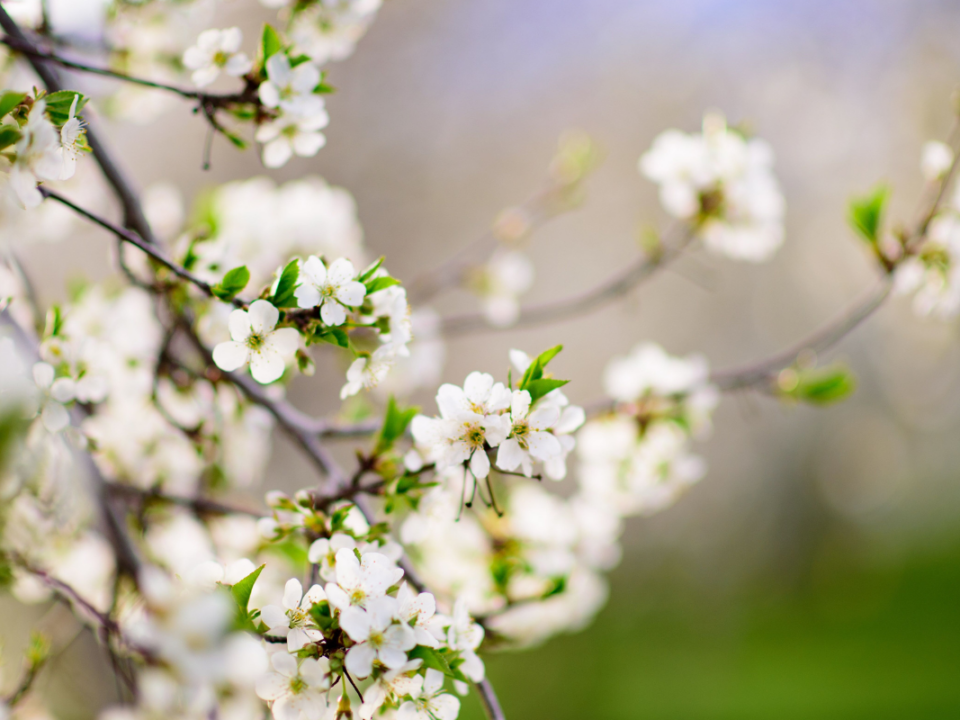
376 396 419 454
44 91 87 126
261 24 283 63
271 259 301 308
211 265 250 301
848 184 889 245
785 364 857 406
518 345 565 394
358 256 385 283
230 564 265 612
309 326 350 349
364 276 401 295
523 377 569 404
0 125 21 151
0 91 25 119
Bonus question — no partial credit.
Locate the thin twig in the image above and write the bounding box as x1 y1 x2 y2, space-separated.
105 481 264 518
440 226 691 336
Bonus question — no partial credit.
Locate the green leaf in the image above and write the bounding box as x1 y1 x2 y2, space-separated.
0 125 21 151
211 265 250 301
289 54 313 67
409 646 454 676
230 564 265 613
376 396 419 454
222 129 248 150
518 345 565 395
261 24 283 63
309 326 350 349
44 91 87 126
364 276 401 295
271 259 301 308
0 91 25 119
359 257 385 283
523 377 569 404
848 184 889 245
785 364 857 406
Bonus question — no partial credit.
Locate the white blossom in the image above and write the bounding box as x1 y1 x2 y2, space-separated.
397 669 460 720
294 256 366 325
255 652 331 720
411 372 512 479
341 596 416 678
921 140 954 182
183 28 253 88
325 547 404 611
260 578 326 651
9 100 62 208
58 94 85 180
639 112 785 262
495 389 561 477
256 111 329 168
212 300 300 384
396 582 441 648
258 54 325 118
340 345 395 399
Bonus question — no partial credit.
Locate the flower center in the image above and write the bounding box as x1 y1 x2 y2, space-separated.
512 420 530 449
288 607 309 628
463 422 485 448
246 333 265 351
290 676 306 695
368 629 384 648
350 588 366 605
214 50 229 66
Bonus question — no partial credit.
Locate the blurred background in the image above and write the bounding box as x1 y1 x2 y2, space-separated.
7 0 960 717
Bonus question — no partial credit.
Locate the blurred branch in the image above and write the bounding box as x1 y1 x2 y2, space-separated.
0 7 156 244
408 135 598 305
710 279 892 392
440 225 692 336
104 481 265 518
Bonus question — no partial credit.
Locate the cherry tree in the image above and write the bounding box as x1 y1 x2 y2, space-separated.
0 2 958 720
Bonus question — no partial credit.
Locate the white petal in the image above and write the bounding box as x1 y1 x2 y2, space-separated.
320 299 347 326
510 390 531 420
432 694 461 720
345 643 377 679
528 405 560 431
250 350 285 384
263 138 293 168
268 327 301 358
495 438 525 472
470 450 490 479
283 578 304 610
339 606 372 642
255 672 289 701
260 605 287 629
272 651 299 677
32 363 55 389
463 372 493 405
327 258 356 284
527 431 562 461
334 280 366 307
292 131 326 158
228 308 253 342
295 284 322 309
212 341 249 372
248 299 280 334
41 402 69 432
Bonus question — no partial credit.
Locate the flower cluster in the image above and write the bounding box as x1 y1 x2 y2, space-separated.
411 347 584 482
1 92 87 208
253 545 485 720
639 112 785 262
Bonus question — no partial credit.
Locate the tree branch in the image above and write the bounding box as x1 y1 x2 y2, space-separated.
440 226 691 336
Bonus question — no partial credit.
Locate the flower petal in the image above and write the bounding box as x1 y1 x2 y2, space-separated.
345 642 377 679
320 299 347 326
248 300 280 334
249 349 285 384
228 308 252 342
212 341 249 372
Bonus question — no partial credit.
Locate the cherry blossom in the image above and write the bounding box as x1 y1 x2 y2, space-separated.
212 300 300 384
183 28 253 88
294 256 366 326
260 578 326 651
